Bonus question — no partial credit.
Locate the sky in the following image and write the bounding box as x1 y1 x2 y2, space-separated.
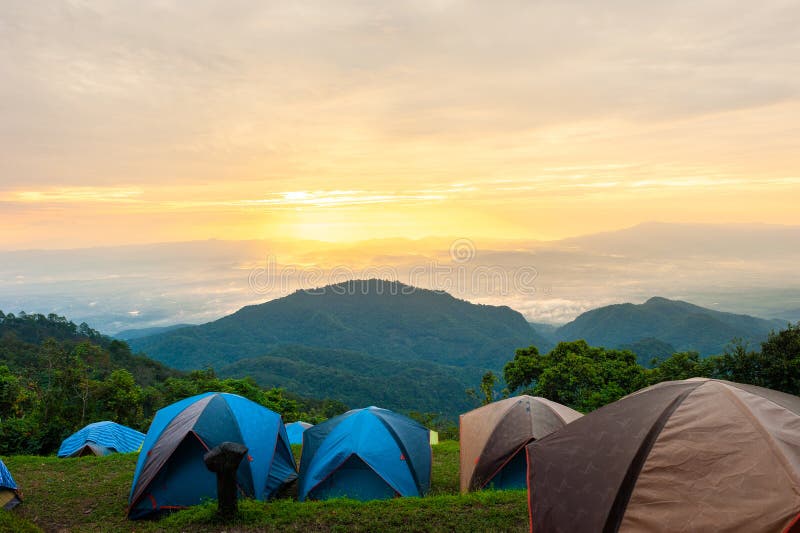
1 1 800 250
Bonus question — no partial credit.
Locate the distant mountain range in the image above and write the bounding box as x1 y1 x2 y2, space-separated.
544 296 785 363
128 279 548 414
3 222 799 333
126 281 791 413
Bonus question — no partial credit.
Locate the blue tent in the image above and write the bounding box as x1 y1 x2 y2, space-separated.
58 421 145 458
0 459 20 509
285 421 313 445
127 392 297 519
298 406 431 501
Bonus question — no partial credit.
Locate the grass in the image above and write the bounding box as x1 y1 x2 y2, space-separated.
2 441 528 532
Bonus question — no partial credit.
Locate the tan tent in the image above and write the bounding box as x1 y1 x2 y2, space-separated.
527 378 800 533
460 395 582 492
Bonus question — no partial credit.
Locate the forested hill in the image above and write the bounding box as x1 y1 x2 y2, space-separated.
555 296 785 357
0 311 108 347
130 279 548 371
218 344 478 415
0 311 177 385
0 311 353 455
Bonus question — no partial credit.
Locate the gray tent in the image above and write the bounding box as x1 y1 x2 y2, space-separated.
460 395 582 492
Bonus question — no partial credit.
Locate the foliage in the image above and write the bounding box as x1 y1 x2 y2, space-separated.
466 371 499 407
646 351 711 383
504 323 800 414
406 412 458 441
702 326 800 393
220 344 477 416
503 341 648 412
0 312 348 455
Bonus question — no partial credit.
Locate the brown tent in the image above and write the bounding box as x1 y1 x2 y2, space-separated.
460 395 582 493
526 378 800 533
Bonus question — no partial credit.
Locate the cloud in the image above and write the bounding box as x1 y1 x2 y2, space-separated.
0 1 799 248
7 187 143 203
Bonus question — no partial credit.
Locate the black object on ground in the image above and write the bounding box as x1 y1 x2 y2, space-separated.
203 441 248 519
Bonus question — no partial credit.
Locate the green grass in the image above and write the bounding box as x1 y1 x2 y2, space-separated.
3 441 528 532
0 509 41 533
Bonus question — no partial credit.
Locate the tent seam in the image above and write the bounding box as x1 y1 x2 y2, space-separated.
602 385 697 533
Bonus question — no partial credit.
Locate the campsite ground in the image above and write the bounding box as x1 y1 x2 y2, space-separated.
1 441 528 532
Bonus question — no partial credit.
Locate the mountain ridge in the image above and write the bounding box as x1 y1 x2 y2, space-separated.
554 296 785 356
129 279 549 371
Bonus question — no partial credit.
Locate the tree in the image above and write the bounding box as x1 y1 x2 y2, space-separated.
466 371 498 406
95 369 143 427
503 341 648 412
0 365 23 418
648 351 711 384
759 323 800 394
698 327 800 395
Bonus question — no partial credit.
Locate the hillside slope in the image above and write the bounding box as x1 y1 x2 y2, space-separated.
115 323 195 341
0 311 178 386
556 296 783 356
130 279 547 370
218 344 478 414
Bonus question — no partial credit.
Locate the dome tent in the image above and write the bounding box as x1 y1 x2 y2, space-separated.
299 406 431 501
127 392 297 519
285 421 313 445
459 395 582 492
0 459 20 510
527 378 800 533
58 421 145 458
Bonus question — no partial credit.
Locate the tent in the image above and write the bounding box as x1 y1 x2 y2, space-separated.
127 392 297 519
527 378 800 533
285 421 313 445
0 459 20 510
58 421 145 458
429 430 439 445
459 395 582 492
298 406 431 501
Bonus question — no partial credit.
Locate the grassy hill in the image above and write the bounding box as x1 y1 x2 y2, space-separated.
3 441 527 532
555 296 784 356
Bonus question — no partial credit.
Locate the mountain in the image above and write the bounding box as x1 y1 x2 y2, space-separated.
3 223 799 332
130 279 547 370
617 337 677 367
528 322 559 345
129 279 547 414
774 308 800 323
556 297 784 356
115 324 196 341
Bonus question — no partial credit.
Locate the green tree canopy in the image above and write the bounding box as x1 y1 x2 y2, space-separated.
503 340 648 412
